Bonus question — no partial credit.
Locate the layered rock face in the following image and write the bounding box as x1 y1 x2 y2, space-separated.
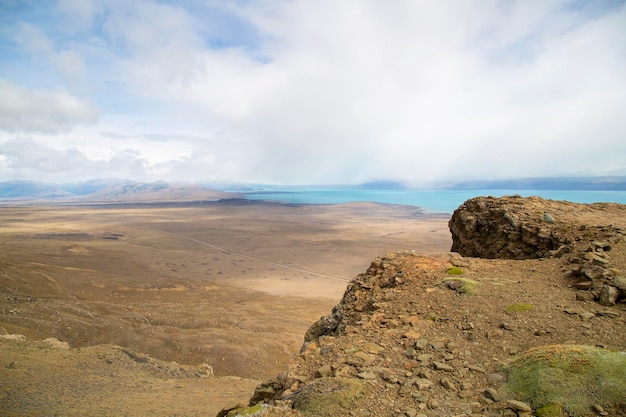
449 195 563 259
449 195 626 305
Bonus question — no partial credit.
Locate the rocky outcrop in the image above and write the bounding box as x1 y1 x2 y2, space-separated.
449 196 626 305
225 250 626 416
222 196 626 417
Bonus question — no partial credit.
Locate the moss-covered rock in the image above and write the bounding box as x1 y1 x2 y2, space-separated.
501 345 626 417
292 377 366 417
226 404 263 416
443 277 479 295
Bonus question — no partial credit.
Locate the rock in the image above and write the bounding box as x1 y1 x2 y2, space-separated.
440 378 456 391
592 241 611 251
357 371 377 380
0 334 27 342
506 399 532 412
612 276 626 291
215 402 246 417
249 379 282 405
346 357 365 367
414 378 434 390
353 351 377 366
363 342 385 354
573 280 593 290
468 364 487 373
430 340 446 350
486 329 504 338
416 354 433 363
576 290 595 301
432 361 454 372
304 315 339 342
584 252 610 265
581 264 609 281
414 338 429 350
316 364 333 378
426 398 440 409
292 377 365 414
417 369 432 379
379 369 398 383
500 322 518 331
449 196 565 259
486 372 506 387
580 312 595 322
402 330 421 340
543 213 555 224
43 337 70 349
596 311 620 318
599 285 619 306
483 387 500 402
550 245 569 257
460 381 473 391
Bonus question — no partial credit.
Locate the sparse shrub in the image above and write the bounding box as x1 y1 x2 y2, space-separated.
506 303 534 313
425 312 438 321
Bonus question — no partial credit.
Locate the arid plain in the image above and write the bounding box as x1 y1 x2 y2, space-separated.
0 200 451 382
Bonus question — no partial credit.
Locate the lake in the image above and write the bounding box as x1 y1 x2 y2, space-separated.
238 188 626 214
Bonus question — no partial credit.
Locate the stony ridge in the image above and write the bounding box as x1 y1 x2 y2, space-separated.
222 196 626 417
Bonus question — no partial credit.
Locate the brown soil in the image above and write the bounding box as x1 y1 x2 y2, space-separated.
0 201 450 416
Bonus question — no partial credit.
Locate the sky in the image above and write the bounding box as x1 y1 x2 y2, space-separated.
0 0 625 186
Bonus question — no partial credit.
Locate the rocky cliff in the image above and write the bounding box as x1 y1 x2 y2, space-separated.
223 196 626 417
449 196 626 306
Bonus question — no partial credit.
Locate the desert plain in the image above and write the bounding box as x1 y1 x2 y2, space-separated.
0 199 450 414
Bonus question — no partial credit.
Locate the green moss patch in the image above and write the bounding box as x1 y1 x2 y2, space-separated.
535 403 565 417
506 303 534 312
226 404 263 416
446 266 464 275
501 345 626 417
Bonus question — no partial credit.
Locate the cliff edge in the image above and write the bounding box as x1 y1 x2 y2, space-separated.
226 196 626 417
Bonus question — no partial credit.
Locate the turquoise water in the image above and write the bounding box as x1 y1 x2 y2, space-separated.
240 188 626 214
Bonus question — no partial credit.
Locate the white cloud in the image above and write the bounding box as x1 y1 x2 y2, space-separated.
0 0 624 184
0 137 153 181
0 80 99 133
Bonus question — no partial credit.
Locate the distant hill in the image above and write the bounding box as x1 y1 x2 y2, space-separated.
0 180 72 199
84 181 238 203
0 180 241 203
450 176 626 191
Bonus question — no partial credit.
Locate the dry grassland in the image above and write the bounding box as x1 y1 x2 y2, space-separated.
0 201 450 380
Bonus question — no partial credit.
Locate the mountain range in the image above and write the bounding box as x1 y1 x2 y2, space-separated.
1 176 625 202
0 179 239 203
449 176 626 190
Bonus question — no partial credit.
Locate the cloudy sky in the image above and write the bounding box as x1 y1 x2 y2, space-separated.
0 0 625 186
